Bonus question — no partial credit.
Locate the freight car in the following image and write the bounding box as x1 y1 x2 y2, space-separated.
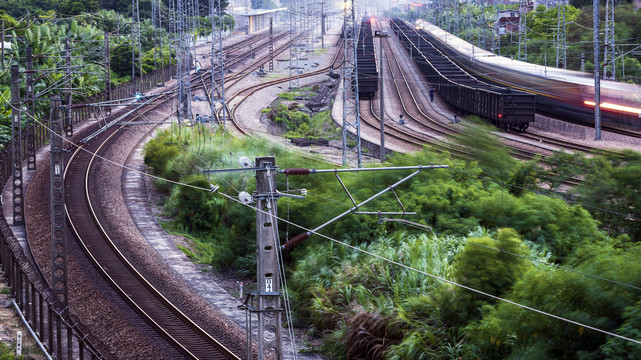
414 19 641 132
357 16 379 99
391 19 536 131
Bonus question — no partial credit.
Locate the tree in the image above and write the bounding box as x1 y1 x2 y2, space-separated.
601 300 641 359
466 240 641 358
58 0 99 15
452 228 532 321
575 150 641 241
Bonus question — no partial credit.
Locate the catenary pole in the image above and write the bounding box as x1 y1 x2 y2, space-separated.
593 0 601 140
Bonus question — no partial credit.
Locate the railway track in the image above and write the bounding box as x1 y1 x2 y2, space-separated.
64 94 241 360
42 31 295 359
217 33 345 135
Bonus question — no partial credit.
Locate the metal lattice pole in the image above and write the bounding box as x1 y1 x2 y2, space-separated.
495 7 500 56
132 0 142 91
603 0 615 80
64 38 73 137
177 0 193 124
25 47 36 170
104 31 112 114
518 0 528 61
556 0 566 68
269 17 274 72
594 0 601 140
288 0 296 89
50 97 68 310
152 0 158 70
211 0 227 123
341 0 361 168
10 65 24 225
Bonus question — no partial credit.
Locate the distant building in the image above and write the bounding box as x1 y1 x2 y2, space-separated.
497 9 520 33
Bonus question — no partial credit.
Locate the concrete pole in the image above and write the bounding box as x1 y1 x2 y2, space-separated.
255 157 282 360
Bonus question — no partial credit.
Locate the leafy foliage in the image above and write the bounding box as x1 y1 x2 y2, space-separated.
573 150 641 241
143 116 641 359
453 229 532 320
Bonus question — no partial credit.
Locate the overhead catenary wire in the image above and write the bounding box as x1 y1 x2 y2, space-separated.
22 106 641 347
266 171 298 360
213 187 641 347
11 13 640 348
277 165 641 292
384 153 641 223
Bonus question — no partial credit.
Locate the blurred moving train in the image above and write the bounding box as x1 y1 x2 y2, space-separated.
414 19 641 132
392 19 536 131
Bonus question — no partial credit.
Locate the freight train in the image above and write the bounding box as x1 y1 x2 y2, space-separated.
414 19 641 132
391 19 536 131
357 16 379 99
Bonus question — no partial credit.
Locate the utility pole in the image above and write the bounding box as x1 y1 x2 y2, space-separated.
132 0 142 91
288 0 296 89
491 8 496 54
269 17 274 72
254 156 282 360
603 0 615 80
342 0 362 167
10 65 24 226
50 97 68 310
496 7 501 56
211 0 226 123
215 157 285 359
152 0 158 70
556 0 566 68
177 0 193 124
321 1 325 49
64 38 73 137
1 20 4 67
374 31 388 162
104 31 112 115
593 0 601 140
25 47 35 171
518 0 527 61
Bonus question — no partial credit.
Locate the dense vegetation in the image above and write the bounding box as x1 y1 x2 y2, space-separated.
144 122 641 359
0 0 229 18
0 7 233 148
265 87 341 139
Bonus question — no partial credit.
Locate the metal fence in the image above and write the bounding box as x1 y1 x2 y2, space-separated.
0 65 175 359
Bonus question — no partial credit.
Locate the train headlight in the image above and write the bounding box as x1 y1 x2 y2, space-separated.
584 100 641 116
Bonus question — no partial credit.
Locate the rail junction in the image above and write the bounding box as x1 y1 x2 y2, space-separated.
1 6 641 360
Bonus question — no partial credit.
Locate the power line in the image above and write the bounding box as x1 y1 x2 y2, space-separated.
23 103 641 346
213 185 641 347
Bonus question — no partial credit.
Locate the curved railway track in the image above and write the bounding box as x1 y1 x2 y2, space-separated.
375 19 618 162
64 94 240 360
46 30 296 360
